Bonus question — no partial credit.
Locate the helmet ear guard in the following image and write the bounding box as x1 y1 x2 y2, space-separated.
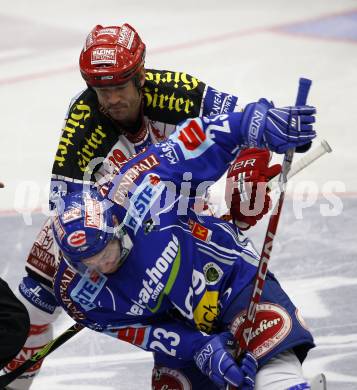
79 23 146 87
51 190 131 272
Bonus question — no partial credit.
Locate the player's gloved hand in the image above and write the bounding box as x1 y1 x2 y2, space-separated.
193 332 257 389
225 148 281 230
242 98 316 153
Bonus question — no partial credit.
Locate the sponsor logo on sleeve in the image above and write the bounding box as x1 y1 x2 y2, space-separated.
19 277 57 314
203 86 238 115
155 138 180 165
27 221 57 281
188 219 212 242
143 69 205 121
106 325 149 348
230 303 292 359
172 119 214 160
54 101 98 170
178 119 206 151
113 153 160 206
58 266 87 321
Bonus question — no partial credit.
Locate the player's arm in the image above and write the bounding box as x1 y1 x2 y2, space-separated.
105 320 257 389
49 91 101 206
200 84 240 116
152 99 315 189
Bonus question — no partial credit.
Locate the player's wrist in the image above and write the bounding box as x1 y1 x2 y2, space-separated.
241 101 270 149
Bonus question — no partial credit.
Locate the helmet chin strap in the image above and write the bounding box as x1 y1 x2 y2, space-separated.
114 225 133 267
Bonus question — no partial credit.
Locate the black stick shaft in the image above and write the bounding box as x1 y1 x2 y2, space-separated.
0 323 83 388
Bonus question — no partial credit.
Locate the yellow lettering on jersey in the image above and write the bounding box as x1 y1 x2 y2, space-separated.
55 101 91 168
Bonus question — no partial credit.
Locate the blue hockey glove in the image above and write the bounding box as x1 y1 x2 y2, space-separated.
193 332 258 389
242 98 316 153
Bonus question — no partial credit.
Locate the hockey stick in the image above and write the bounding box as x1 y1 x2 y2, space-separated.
0 323 84 388
267 139 332 190
229 78 312 390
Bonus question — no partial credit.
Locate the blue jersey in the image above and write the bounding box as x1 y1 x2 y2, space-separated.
53 112 261 359
53 113 314 364
54 214 259 360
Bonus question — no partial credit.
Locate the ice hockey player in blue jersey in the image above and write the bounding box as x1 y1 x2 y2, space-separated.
51 96 317 389
8 23 291 388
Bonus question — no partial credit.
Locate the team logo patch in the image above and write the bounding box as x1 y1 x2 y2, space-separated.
67 230 86 247
62 207 82 224
188 219 212 242
91 48 116 64
230 303 292 359
203 262 223 285
152 366 192 390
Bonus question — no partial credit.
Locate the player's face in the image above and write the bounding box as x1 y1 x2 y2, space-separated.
81 239 121 274
94 70 145 125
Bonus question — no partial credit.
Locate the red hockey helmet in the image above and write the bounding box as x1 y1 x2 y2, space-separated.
79 23 146 87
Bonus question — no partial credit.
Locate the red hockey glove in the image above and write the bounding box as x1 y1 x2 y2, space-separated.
225 148 281 230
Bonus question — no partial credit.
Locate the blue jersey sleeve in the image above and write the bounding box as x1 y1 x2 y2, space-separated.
201 86 239 116
149 112 247 189
107 111 250 217
104 318 213 361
